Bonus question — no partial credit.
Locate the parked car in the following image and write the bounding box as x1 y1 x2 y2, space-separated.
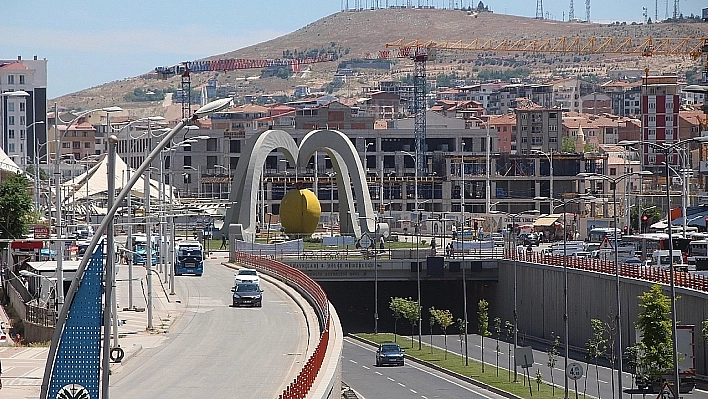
491 232 505 247
573 251 592 258
375 342 405 366
622 257 643 266
231 283 263 307
520 233 540 247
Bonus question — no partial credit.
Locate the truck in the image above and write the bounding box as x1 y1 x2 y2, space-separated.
175 241 204 276
636 325 696 393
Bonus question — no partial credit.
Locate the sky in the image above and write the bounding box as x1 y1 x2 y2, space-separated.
1 0 705 99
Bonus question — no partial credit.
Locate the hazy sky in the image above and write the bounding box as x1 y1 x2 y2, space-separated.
1 0 705 98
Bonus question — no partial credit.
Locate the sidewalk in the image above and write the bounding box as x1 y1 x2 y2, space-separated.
0 259 182 399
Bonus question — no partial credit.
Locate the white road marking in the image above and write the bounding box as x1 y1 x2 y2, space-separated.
387 377 395 381
349 359 357 364
398 382 406 387
362 365 370 370
410 389 418 394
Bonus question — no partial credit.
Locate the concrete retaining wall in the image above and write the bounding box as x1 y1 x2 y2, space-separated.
488 259 708 376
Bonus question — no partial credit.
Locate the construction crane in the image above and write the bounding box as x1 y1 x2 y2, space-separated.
380 36 708 175
155 55 336 118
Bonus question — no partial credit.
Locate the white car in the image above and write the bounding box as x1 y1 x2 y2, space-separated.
234 268 260 287
490 233 505 247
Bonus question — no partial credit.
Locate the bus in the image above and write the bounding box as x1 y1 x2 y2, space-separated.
688 240 708 270
175 241 204 276
132 234 158 265
620 233 692 262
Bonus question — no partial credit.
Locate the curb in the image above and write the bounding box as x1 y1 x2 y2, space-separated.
347 333 524 399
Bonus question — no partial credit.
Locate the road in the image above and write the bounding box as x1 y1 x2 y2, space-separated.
110 258 309 398
345 333 708 399
343 336 512 399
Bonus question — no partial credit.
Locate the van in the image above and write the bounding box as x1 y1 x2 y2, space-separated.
551 241 585 256
652 250 693 272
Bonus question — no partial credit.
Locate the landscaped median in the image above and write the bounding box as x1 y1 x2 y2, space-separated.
353 333 581 399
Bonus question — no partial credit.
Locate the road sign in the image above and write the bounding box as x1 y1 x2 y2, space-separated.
359 233 372 249
566 362 584 380
34 225 49 239
656 382 675 399
599 236 614 250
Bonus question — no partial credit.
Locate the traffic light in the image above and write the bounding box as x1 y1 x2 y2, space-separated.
623 225 628 234
473 219 479 231
641 214 649 232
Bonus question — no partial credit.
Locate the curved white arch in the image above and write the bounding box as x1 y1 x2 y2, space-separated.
299 129 375 236
223 129 299 242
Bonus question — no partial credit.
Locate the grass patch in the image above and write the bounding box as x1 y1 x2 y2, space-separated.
357 333 587 399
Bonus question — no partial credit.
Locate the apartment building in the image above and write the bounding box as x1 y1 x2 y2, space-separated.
641 75 680 171
0 56 47 169
599 80 643 117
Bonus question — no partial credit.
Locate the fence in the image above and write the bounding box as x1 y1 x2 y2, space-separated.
233 251 331 399
504 250 708 292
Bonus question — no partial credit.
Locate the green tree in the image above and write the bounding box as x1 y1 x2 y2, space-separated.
547 332 560 396
561 137 576 153
493 317 502 376
428 307 436 353
630 205 662 231
399 297 420 347
536 368 543 391
585 319 607 398
478 299 491 372
389 297 407 342
504 320 515 381
630 284 674 389
457 318 467 364
431 308 454 359
0 173 33 249
702 320 708 343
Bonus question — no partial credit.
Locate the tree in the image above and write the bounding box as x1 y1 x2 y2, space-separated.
431 307 454 359
547 332 560 396
400 298 421 347
428 307 436 353
493 317 502 376
457 318 467 364
389 297 407 342
504 320 515 381
561 137 576 153
630 284 674 390
585 319 607 398
0 173 33 250
478 299 491 372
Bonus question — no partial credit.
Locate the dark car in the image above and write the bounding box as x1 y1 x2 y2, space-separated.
375 342 405 366
231 283 263 307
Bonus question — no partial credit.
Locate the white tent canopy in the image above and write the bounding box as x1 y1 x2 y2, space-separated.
0 146 22 174
62 153 176 204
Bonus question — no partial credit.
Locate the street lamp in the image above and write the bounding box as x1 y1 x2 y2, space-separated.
535 195 594 399
53 104 122 309
531 149 554 213
620 137 708 397
401 150 422 350
41 97 233 399
577 171 651 397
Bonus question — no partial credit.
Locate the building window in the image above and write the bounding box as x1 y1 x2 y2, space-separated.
19 75 25 84
19 130 24 139
7 103 14 112
184 155 192 167
7 116 14 125
73 142 81 149
531 136 543 145
85 142 91 148
521 136 528 143
19 102 24 112
19 116 25 126
549 136 557 143
7 75 14 84
229 140 241 153
8 143 15 152
610 168 617 175
206 138 218 151
62 142 70 149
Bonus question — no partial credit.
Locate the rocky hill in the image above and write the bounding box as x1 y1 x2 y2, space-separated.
55 8 708 116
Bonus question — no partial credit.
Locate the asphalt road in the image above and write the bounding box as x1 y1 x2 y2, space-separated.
110 258 309 398
343 336 512 399
349 333 708 399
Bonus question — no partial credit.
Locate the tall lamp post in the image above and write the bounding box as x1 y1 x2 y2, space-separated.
577 171 652 398
40 97 233 399
618 137 708 398
401 150 422 350
53 104 122 309
327 171 337 237
534 196 594 399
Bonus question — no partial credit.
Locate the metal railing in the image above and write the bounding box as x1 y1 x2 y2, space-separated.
234 251 331 399
503 250 708 292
